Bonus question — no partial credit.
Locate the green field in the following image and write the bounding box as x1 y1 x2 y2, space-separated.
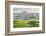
13 20 39 28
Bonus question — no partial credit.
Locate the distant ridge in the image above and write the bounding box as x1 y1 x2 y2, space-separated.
13 11 39 20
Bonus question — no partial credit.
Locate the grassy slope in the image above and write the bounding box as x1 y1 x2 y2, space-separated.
13 20 39 28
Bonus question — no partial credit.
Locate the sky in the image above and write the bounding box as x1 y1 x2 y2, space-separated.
13 8 39 13
10 5 42 13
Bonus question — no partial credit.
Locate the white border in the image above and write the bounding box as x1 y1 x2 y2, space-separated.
10 5 42 32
